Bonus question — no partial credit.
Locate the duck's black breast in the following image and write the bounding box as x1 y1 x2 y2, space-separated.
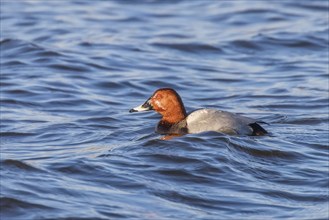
156 120 188 135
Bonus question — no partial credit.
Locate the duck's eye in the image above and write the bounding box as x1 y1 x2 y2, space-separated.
154 93 163 100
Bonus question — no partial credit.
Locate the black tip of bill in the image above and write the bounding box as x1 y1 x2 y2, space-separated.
129 108 137 113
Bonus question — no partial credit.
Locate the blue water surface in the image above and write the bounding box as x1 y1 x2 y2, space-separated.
1 1 328 219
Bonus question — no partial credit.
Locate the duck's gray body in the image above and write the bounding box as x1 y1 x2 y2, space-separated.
186 109 256 135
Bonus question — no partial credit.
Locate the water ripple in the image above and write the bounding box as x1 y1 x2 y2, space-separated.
1 0 328 219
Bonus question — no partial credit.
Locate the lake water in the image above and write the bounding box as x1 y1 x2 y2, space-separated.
1 1 328 219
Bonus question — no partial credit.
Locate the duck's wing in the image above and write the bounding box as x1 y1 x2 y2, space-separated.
186 109 265 135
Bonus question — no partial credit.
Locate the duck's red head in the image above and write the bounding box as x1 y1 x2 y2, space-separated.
129 88 187 124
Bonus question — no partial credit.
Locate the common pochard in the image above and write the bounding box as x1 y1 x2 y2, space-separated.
129 88 267 136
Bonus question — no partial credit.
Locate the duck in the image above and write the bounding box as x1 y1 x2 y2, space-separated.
129 88 268 136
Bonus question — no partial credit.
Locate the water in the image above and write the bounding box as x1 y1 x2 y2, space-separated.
1 0 328 219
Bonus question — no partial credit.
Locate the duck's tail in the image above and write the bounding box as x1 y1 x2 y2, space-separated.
249 122 268 136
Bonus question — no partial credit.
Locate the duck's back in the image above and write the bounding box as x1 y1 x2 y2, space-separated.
186 109 257 135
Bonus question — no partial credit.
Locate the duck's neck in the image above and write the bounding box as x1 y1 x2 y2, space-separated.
158 113 188 135
161 108 187 125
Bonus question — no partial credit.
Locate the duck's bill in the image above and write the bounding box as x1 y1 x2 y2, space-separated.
129 100 153 113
